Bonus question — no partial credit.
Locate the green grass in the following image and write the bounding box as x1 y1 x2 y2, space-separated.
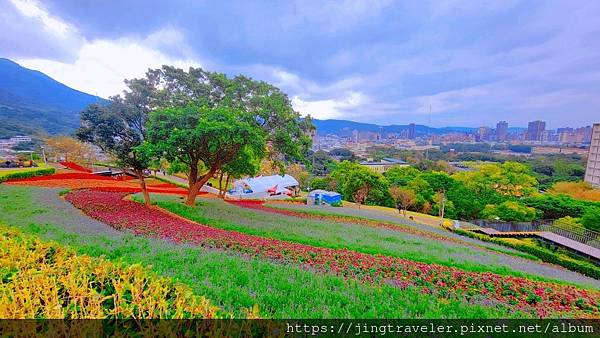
136 194 588 287
266 203 541 261
0 185 519 318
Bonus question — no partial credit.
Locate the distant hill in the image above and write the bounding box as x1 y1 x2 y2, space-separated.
0 58 104 138
312 119 478 137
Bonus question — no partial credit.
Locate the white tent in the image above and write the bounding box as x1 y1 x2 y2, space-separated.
229 174 299 199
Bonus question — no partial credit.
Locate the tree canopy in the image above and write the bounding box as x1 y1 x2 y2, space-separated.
139 66 313 167
146 104 266 205
77 90 153 205
78 65 313 205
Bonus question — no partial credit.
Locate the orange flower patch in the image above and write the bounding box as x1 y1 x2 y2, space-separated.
6 172 188 195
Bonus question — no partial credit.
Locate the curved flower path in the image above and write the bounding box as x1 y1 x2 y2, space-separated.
7 173 190 195
64 189 600 318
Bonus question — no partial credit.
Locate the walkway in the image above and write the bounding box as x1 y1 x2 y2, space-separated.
475 228 600 261
153 172 220 195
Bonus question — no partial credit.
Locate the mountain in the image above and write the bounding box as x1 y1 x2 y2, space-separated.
312 119 478 137
0 58 104 138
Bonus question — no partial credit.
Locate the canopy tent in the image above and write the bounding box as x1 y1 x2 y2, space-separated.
229 174 299 199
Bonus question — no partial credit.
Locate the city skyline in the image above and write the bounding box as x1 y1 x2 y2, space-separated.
2 1 600 128
314 117 595 131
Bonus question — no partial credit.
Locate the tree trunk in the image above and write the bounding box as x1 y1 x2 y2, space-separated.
224 174 231 199
185 167 217 206
137 169 150 206
218 171 225 198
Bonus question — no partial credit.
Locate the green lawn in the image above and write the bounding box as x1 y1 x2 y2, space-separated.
0 185 518 318
138 194 596 287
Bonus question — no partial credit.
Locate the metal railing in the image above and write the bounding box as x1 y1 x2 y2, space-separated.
539 223 600 250
470 219 600 250
469 219 548 232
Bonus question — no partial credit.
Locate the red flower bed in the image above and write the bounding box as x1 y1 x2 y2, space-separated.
60 161 92 173
65 189 600 318
8 173 133 182
6 173 191 194
96 186 197 195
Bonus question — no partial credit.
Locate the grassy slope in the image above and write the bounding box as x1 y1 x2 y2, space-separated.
265 203 540 260
0 185 516 318
143 194 580 285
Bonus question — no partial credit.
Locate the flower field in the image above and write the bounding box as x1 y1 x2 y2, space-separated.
1 185 516 318
0 224 223 319
6 173 189 195
65 189 600 318
230 200 486 248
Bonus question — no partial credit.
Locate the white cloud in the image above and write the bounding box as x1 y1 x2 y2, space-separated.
9 0 75 36
292 91 366 119
18 36 200 98
8 0 201 98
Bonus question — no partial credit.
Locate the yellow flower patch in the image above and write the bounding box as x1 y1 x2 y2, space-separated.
0 225 223 319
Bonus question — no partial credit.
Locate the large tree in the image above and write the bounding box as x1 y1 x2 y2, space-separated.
142 66 313 168
80 65 312 205
77 102 153 205
77 75 154 205
454 162 538 197
147 105 266 205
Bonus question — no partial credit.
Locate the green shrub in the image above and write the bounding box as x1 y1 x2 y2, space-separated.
288 196 307 204
330 201 342 207
454 229 600 280
481 201 537 221
0 167 55 182
580 207 600 232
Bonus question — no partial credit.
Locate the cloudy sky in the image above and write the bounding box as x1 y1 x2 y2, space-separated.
1 0 599 128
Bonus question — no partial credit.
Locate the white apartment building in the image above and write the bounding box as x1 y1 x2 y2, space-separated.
584 123 600 187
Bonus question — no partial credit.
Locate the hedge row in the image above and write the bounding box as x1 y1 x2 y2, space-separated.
0 167 55 182
0 224 224 319
454 228 600 280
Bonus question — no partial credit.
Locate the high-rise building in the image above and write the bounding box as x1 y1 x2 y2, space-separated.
557 126 592 144
408 123 416 139
576 126 593 143
527 120 546 141
585 123 600 187
477 127 491 142
496 121 508 142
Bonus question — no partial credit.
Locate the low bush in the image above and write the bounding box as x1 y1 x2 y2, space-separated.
0 167 55 182
0 225 224 319
454 229 600 280
288 196 307 204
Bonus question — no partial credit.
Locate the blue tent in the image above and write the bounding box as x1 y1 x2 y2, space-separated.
308 189 341 205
